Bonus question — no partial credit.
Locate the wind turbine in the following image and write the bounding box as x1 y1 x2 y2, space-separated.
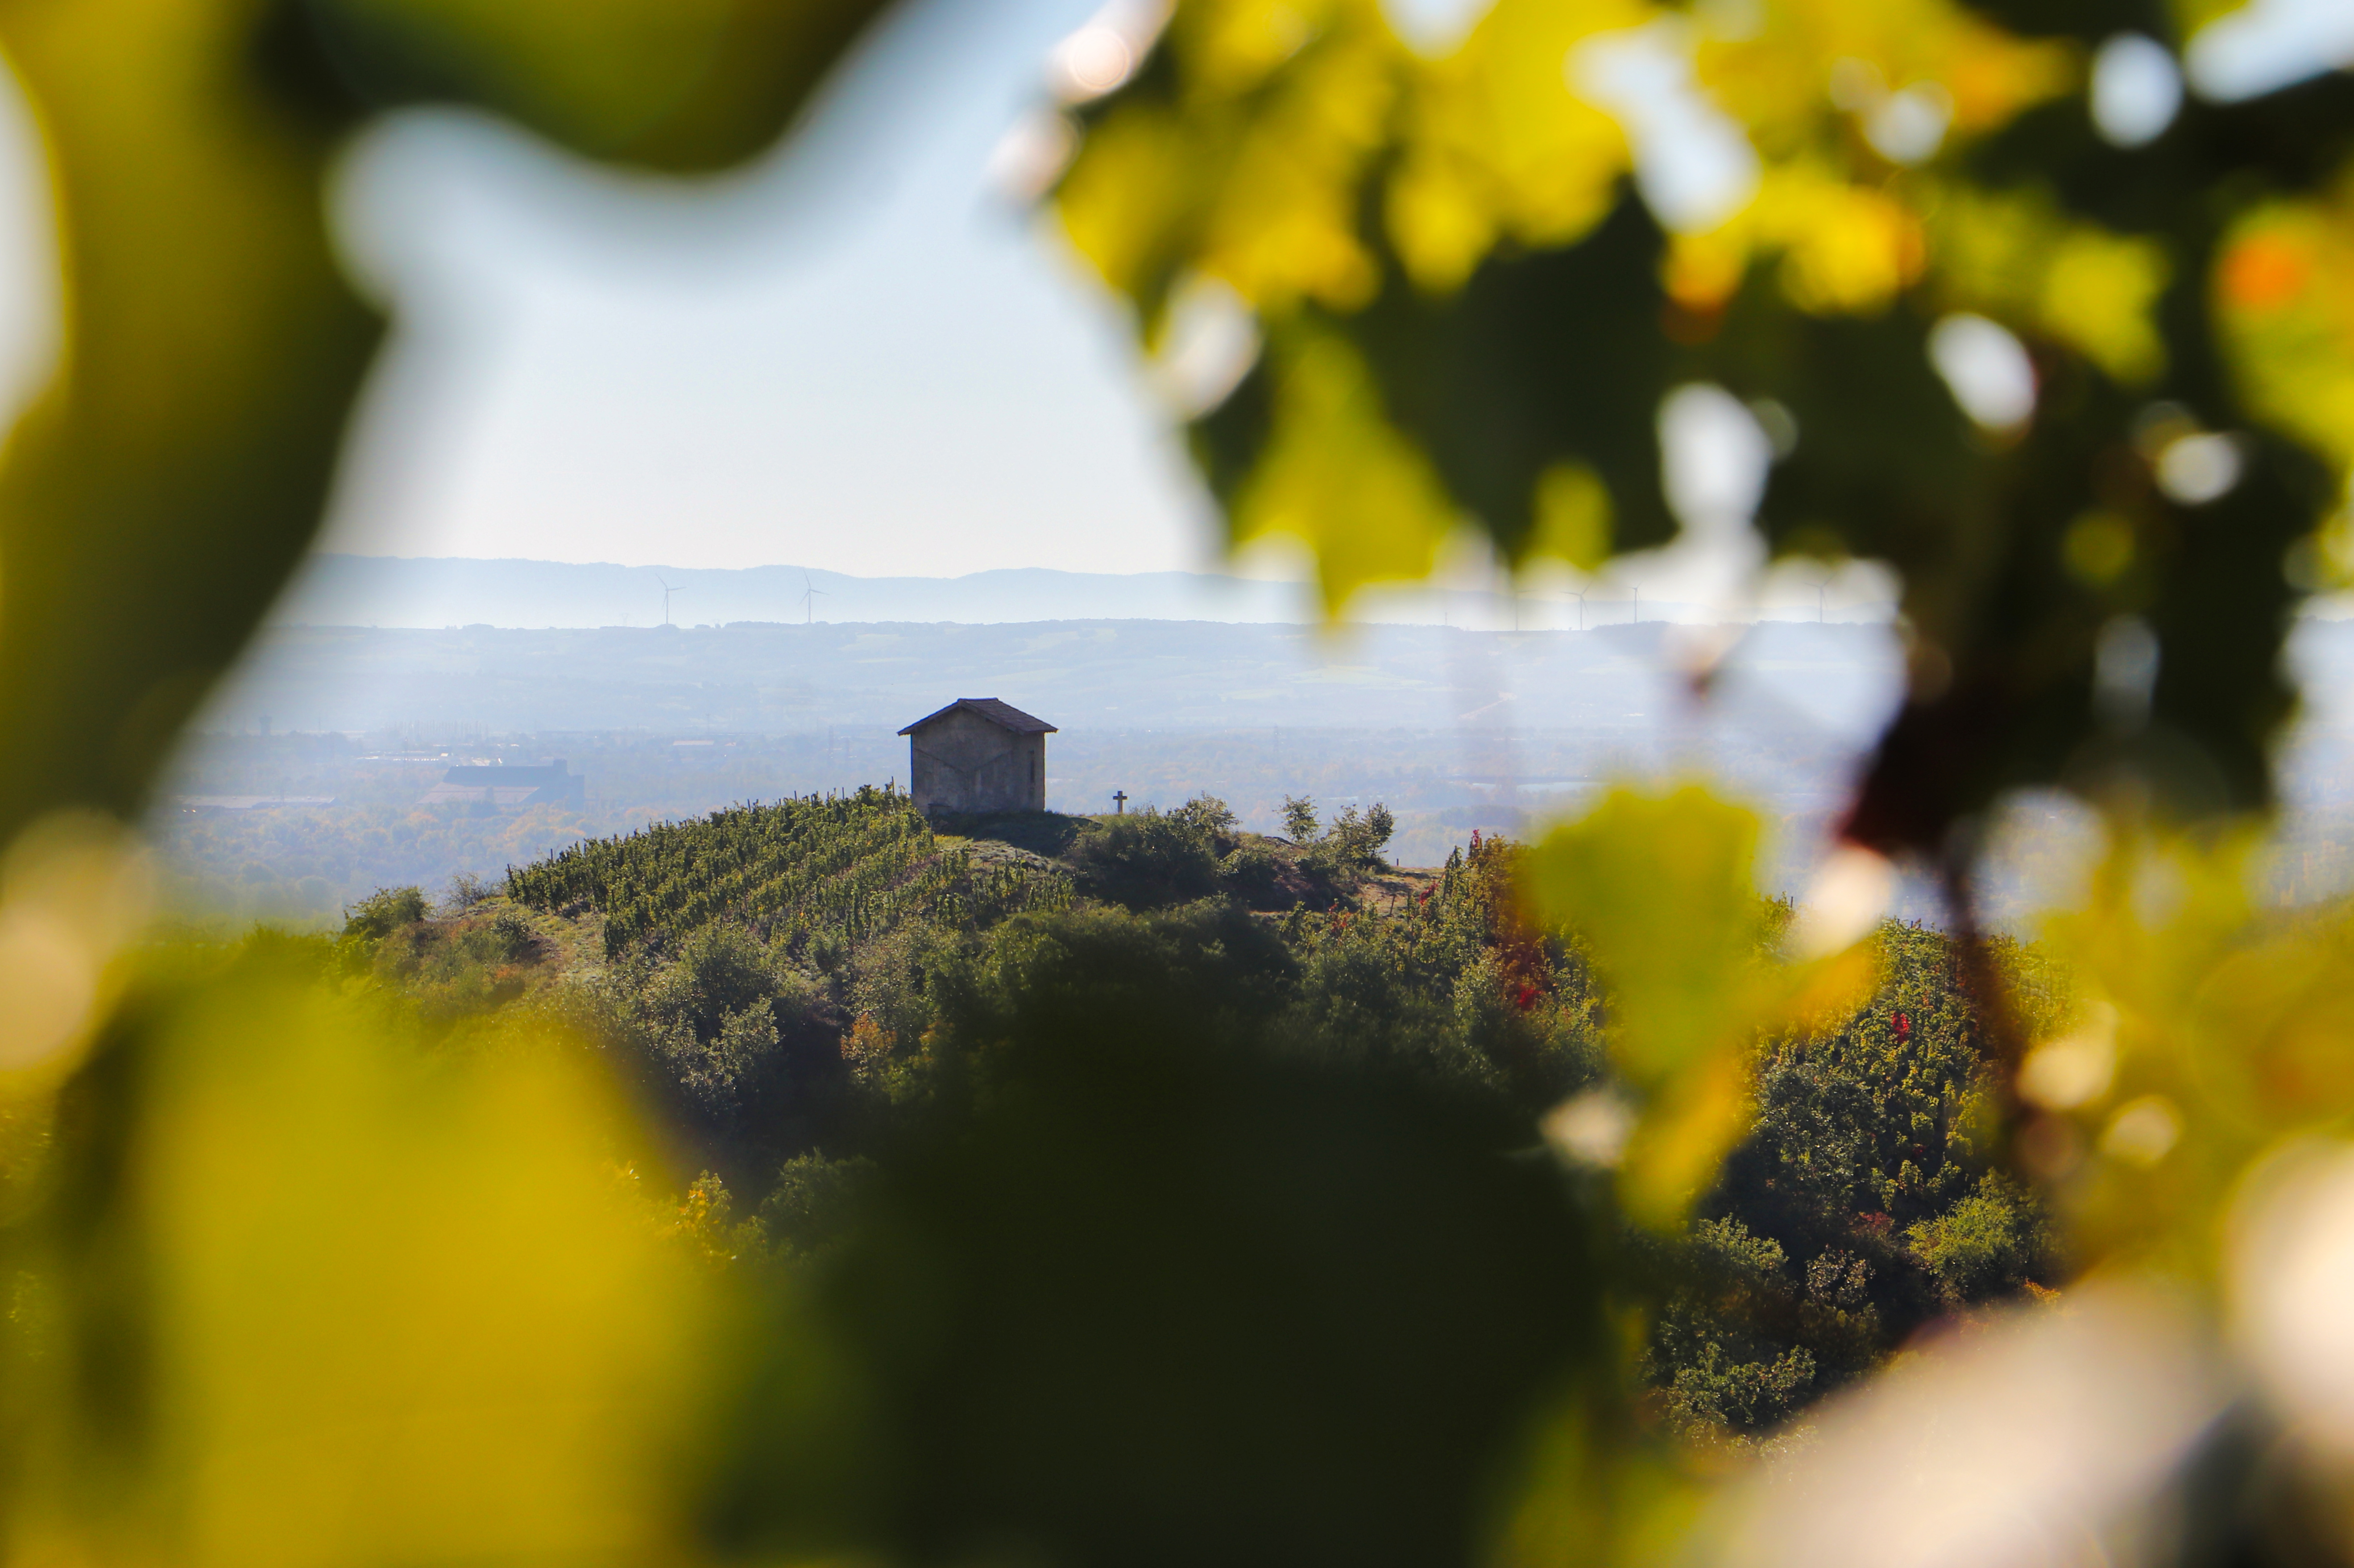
799 570 830 626
1565 587 1587 631
656 575 686 627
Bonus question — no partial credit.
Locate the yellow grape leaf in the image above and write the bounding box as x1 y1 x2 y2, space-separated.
1931 183 2171 384
0 0 889 851
1199 27 1397 315
1696 0 2072 153
1058 104 1212 324
1678 0 2070 319
12 959 737 1565
1488 1389 1707 1568
2032 825 2354 1279
1058 0 1403 328
1522 785 1772 1224
1170 0 1368 97
2215 187 2354 474
2174 0 2252 37
1231 325 1459 612
1753 161 1926 316
2038 226 2172 386
1530 462 1615 571
1678 159 1932 320
1384 0 1637 294
0 0 381 846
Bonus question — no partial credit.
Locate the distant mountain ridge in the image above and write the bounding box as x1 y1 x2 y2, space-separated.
203 617 1907 742
268 554 1738 631
274 556 1318 630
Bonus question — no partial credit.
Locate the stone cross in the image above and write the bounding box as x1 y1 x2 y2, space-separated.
1113 790 1127 814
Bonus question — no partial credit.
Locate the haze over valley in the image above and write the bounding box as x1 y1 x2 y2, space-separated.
158 564 2354 932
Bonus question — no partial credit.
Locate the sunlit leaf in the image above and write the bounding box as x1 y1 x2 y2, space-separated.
2216 181 2354 477
1383 0 1637 295
11 953 732 1563
1522 786 1770 1224
1229 324 1459 611
1057 0 1403 332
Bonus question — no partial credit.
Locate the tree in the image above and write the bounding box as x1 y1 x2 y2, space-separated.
1281 794 1319 840
1171 793 1240 838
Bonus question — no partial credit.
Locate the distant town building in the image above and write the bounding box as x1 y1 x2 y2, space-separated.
174 795 336 813
420 759 585 810
899 699 1055 815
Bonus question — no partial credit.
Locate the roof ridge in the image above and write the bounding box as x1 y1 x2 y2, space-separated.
898 697 1058 735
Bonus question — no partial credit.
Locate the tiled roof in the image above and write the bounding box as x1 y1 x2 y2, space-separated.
899 698 1058 736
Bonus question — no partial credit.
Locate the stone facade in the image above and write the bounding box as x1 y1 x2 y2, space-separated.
899 699 1055 815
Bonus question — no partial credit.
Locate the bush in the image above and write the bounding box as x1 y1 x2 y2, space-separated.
1906 1174 2046 1305
481 909 538 964
1666 1342 1818 1437
758 1152 877 1260
1218 842 1283 896
642 922 793 1043
441 871 496 915
342 885 427 941
1170 793 1239 839
662 1000 783 1129
1070 809 1220 906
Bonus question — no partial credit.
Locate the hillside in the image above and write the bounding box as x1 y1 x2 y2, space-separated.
331 788 1462 1217
315 784 2049 1451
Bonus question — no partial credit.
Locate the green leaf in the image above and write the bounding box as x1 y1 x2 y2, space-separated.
1522 786 1768 1224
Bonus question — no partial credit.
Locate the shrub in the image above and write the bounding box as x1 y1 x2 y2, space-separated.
662 1000 782 1128
642 922 786 1042
482 909 538 964
758 1152 877 1260
441 871 496 915
1906 1174 2046 1305
1070 809 1220 906
1666 1342 1818 1437
1218 842 1283 896
342 885 427 941
1170 793 1239 839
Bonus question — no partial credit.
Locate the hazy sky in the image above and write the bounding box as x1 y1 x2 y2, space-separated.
0 0 2327 602
308 0 2346 591
322 0 1219 579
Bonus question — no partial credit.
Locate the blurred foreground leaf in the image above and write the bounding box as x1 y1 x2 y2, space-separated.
0 0 891 854
1523 786 1869 1225
1062 0 2354 849
4 945 732 1564
2027 826 2354 1282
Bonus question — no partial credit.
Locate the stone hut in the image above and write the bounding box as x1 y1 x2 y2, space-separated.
899 698 1056 815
